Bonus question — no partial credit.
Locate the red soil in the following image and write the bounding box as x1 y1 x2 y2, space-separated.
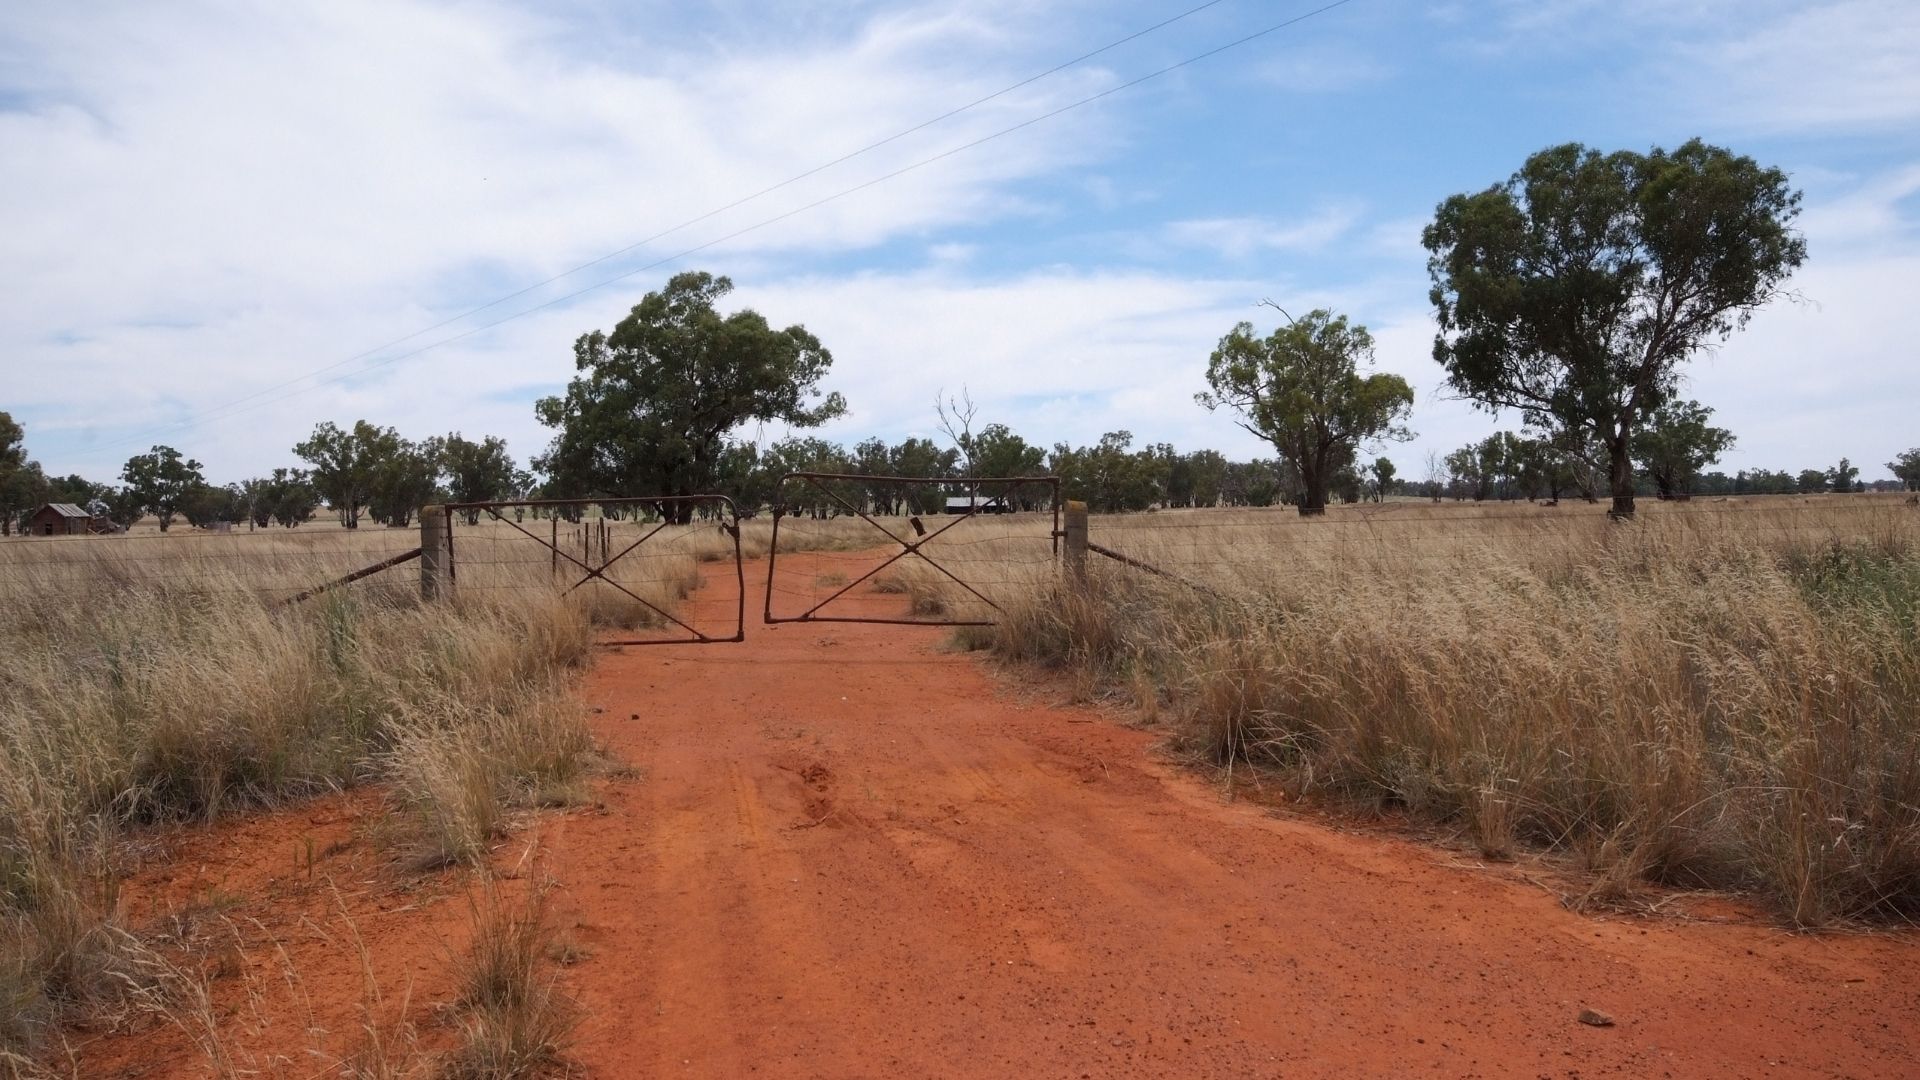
77 552 1920 1078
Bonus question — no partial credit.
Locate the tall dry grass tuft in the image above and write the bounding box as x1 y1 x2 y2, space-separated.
440 886 576 1080
386 696 596 869
966 500 1920 926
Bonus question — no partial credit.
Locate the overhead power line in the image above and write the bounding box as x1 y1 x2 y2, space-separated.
110 0 1358 447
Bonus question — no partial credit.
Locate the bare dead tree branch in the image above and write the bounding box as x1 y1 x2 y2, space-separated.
934 386 979 474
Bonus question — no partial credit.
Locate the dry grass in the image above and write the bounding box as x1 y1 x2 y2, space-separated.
386 698 596 869
109 880 574 1080
939 496 1920 927
0 523 637 1064
440 886 576 1080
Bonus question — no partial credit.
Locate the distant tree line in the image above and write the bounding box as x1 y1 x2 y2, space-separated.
0 412 532 534
1401 404 1894 504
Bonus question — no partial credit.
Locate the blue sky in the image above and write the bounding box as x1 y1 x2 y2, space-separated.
3 0 1916 484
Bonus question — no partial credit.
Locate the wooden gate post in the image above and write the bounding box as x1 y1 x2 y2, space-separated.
1063 500 1088 586
420 505 452 600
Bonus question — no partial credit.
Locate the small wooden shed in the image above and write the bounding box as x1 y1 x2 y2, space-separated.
26 503 93 536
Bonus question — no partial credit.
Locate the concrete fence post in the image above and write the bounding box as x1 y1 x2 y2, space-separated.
420 505 451 601
1064 500 1088 586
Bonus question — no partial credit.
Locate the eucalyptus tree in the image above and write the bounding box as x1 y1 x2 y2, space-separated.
1632 400 1735 498
1887 449 1920 492
1198 307 1413 515
120 445 205 532
1425 139 1804 516
535 272 844 523
294 420 399 528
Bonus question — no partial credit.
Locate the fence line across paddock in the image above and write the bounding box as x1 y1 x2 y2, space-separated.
1 492 1911 617
0 528 428 602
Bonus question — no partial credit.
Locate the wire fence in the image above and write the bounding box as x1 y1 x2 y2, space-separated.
3 493 1910 619
0 525 427 604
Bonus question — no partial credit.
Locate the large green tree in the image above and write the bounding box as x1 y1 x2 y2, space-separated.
1827 458 1860 494
442 433 518 523
1368 457 1397 502
1049 431 1173 513
294 420 401 528
369 436 442 527
1181 449 1229 508
100 486 145 530
1424 139 1805 517
535 272 845 522
1198 308 1413 515
887 437 958 514
966 424 1047 480
181 484 245 528
120 445 205 532
1632 400 1735 498
265 468 320 527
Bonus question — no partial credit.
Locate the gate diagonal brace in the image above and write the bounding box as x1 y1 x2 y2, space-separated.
481 505 710 642
780 475 1049 624
792 475 1004 620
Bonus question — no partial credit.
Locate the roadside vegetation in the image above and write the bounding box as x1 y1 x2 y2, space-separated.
0 559 600 1065
965 500 1920 927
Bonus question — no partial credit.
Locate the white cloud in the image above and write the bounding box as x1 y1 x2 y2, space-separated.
1684 0 1920 133
735 268 1270 458
1796 165 1920 252
0 0 1126 475
1252 46 1389 93
1457 0 1920 136
1162 205 1363 259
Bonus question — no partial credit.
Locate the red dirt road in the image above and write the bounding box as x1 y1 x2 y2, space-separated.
534 553 1918 1079
82 551 1920 1078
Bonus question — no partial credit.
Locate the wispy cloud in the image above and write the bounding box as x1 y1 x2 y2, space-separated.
0 1 1125 474
1797 165 1920 252
1161 205 1364 259
1448 0 1920 135
1683 0 1920 133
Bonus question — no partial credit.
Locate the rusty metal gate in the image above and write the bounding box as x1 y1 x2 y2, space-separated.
443 495 745 645
763 473 1060 627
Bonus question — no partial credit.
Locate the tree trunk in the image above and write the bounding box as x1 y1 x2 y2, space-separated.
1297 454 1327 517
1607 432 1636 518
